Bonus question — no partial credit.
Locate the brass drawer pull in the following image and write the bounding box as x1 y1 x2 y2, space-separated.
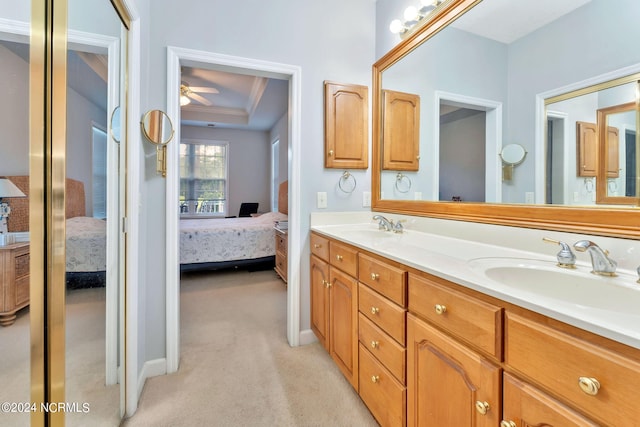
435 304 447 315
371 306 379 315
578 376 600 396
371 340 379 349
500 421 516 427
370 272 380 280
336 254 343 261
313 243 322 249
371 375 380 383
475 401 490 415
322 280 331 288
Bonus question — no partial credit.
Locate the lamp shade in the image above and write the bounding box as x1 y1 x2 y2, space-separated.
0 178 26 198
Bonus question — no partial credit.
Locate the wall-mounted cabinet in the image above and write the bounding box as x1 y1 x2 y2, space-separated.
576 121 598 177
382 90 420 171
324 81 369 169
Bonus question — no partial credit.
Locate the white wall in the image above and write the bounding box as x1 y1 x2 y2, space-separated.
0 43 29 175
135 0 376 363
270 112 289 189
181 125 271 217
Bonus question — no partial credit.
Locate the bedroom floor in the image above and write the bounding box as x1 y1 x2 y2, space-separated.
0 287 120 427
123 268 377 427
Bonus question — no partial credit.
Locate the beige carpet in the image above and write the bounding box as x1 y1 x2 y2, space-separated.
0 287 120 427
123 269 378 427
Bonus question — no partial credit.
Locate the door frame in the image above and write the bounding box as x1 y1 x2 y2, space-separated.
165 47 302 373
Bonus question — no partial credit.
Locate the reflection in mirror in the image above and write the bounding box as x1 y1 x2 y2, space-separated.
377 0 640 208
545 80 639 205
0 10 30 426
67 0 126 424
500 144 527 181
141 109 174 145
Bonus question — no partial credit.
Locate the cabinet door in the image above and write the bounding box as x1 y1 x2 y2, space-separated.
382 89 420 171
576 121 597 177
502 373 598 427
407 313 500 427
310 255 330 351
324 81 368 169
606 125 619 178
329 266 359 389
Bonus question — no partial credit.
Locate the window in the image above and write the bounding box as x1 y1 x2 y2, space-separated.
92 125 107 219
180 141 228 216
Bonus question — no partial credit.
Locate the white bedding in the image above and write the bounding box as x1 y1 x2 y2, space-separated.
180 211 288 265
66 216 107 272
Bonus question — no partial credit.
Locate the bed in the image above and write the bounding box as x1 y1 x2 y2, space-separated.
5 175 107 289
180 180 289 272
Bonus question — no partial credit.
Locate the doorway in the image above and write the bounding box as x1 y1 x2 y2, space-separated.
165 48 302 372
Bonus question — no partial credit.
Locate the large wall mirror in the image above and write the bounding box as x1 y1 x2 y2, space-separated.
372 0 640 237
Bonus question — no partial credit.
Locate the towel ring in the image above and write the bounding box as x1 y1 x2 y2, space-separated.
338 171 357 193
584 178 594 193
395 173 412 193
608 179 618 194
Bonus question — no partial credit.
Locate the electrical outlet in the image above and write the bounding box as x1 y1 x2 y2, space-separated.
362 191 371 207
525 192 534 204
317 192 327 209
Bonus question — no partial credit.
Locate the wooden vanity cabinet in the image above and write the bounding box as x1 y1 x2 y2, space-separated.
324 81 369 169
310 235 359 389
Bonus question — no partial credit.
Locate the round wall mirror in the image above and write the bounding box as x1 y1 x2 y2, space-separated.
141 109 174 146
499 144 527 166
110 106 121 143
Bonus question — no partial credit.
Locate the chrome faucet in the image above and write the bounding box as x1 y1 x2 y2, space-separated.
542 237 576 268
372 215 393 231
573 240 617 276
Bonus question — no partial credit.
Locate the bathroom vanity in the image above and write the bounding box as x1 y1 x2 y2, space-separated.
310 216 640 427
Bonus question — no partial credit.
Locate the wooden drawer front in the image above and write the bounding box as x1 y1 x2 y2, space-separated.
359 313 406 384
503 373 598 427
329 240 358 277
14 252 29 279
506 313 640 426
409 274 502 358
359 343 406 427
358 253 406 306
275 233 287 254
310 233 329 261
359 283 406 346
15 276 29 306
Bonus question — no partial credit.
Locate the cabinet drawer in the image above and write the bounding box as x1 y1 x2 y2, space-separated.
275 232 287 254
409 273 502 358
506 312 640 426
329 240 358 277
310 233 329 261
15 276 29 306
358 253 406 307
359 283 406 346
359 343 406 427
359 313 406 384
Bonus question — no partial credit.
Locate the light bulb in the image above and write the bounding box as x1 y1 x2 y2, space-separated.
389 19 406 34
180 95 191 106
420 0 437 12
404 6 420 22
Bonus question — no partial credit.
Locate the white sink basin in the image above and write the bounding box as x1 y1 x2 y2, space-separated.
467 257 640 315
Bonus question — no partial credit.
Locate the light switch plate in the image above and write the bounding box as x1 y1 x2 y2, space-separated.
362 191 371 207
525 192 534 204
317 192 327 209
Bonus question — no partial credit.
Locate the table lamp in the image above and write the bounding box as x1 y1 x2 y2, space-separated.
0 178 26 239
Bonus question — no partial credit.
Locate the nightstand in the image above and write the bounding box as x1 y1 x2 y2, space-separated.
274 228 288 283
0 242 30 326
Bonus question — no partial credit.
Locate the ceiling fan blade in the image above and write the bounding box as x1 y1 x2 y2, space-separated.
189 86 219 94
189 93 213 106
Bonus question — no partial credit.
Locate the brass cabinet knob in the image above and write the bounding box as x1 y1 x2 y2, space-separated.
500 421 516 427
322 280 331 288
435 304 447 315
578 377 600 396
371 340 379 349
336 254 343 261
475 401 490 415
371 375 380 383
416 155 421 160
370 272 380 280
329 150 334 156
371 306 380 315
313 243 321 248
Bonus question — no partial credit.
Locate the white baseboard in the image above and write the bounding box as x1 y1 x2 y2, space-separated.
299 329 317 346
137 358 167 399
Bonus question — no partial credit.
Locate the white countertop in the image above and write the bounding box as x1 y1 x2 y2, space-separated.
310 214 640 351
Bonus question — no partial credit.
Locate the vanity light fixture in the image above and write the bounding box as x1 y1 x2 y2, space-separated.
390 0 443 37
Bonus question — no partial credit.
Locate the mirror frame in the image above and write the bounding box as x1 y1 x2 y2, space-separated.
372 0 640 239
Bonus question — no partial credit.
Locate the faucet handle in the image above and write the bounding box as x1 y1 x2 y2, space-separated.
392 219 405 233
542 237 576 269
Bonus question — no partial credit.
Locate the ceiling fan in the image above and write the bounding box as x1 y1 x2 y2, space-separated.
180 82 219 106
